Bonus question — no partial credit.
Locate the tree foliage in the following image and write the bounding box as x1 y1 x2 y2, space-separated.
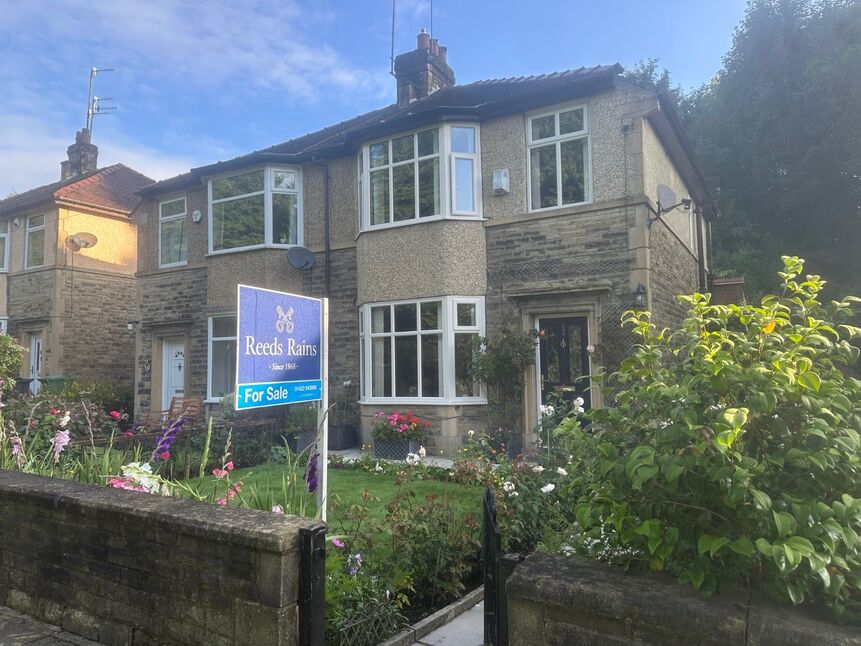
558 257 861 622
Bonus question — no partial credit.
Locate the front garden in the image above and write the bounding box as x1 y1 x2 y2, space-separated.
1 256 859 644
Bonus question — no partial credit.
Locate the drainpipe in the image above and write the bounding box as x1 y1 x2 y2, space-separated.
695 207 707 292
310 159 332 297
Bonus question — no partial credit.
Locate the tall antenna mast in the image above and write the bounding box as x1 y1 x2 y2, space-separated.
390 0 397 76
430 0 434 43
85 66 116 136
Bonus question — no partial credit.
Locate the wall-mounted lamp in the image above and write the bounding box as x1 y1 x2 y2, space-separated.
632 283 648 309
126 319 141 331
192 209 202 223
12 217 19 228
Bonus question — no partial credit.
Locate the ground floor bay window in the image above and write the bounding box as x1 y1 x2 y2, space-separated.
359 296 484 404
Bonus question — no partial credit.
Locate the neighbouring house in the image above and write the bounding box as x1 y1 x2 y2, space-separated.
0 128 152 394
133 32 717 453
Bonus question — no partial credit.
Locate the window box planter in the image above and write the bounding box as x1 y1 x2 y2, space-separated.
328 424 356 451
373 438 422 461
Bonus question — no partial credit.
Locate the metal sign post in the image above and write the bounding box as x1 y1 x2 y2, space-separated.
316 298 329 521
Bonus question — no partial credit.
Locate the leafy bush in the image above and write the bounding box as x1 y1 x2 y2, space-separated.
61 380 134 425
558 257 861 622
0 333 23 399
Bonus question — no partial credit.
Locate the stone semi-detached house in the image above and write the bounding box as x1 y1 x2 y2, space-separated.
134 33 716 453
0 129 152 393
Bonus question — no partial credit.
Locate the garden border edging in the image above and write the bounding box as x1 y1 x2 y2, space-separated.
379 585 484 646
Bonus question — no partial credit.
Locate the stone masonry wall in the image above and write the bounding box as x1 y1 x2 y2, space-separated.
648 217 699 331
7 270 55 323
58 270 137 390
507 553 861 646
0 471 323 646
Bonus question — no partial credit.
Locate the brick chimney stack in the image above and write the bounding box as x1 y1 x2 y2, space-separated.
394 29 455 107
60 128 98 180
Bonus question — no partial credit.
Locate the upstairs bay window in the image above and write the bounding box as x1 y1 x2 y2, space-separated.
528 105 591 211
359 296 484 403
361 124 481 230
208 167 302 253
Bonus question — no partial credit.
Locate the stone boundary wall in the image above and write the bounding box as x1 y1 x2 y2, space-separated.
0 471 323 646
507 553 861 646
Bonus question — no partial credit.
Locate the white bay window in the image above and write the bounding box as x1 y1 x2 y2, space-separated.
361 124 481 230
360 296 484 403
208 167 302 253
528 104 591 211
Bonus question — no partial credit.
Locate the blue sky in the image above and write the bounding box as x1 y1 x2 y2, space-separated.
0 0 748 196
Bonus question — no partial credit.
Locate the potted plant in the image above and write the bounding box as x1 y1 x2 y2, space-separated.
372 411 430 460
284 403 318 454
328 380 358 450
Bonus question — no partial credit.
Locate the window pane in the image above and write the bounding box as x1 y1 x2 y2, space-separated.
392 164 416 222
392 134 414 163
455 333 477 397
530 144 558 209
28 215 45 229
212 170 263 200
272 193 298 244
26 229 44 267
371 306 390 333
212 194 265 250
454 158 475 212
418 158 440 217
272 170 296 191
0 237 6 269
212 316 236 338
372 337 391 397
559 108 585 135
417 129 439 156
369 142 388 168
0 221 7 234
394 336 418 397
160 198 185 218
160 218 187 265
450 127 475 153
457 303 476 327
394 303 416 331
421 301 441 330
561 138 586 205
421 334 442 397
211 339 237 398
370 169 390 225
531 114 555 140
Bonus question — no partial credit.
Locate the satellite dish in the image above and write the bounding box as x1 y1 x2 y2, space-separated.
657 184 676 212
286 246 316 270
65 232 98 251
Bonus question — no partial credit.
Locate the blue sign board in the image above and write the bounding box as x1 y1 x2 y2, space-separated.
234 285 323 410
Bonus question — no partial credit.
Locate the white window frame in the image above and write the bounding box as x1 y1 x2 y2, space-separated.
0 318 7 334
207 315 237 402
159 196 188 268
526 102 592 213
0 220 8 272
24 214 46 269
360 123 482 231
207 166 303 255
359 295 485 405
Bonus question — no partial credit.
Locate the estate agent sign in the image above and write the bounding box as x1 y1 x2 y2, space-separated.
234 285 323 411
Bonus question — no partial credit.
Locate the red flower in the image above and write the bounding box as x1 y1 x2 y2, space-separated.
109 411 121 420
160 451 170 460
123 431 134 437
50 409 58 415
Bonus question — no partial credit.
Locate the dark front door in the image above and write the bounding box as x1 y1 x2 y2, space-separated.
538 316 591 410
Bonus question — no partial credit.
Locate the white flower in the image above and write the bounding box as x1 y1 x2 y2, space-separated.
532 465 545 473
406 453 420 466
540 404 555 417
417 445 426 458
541 483 556 494
467 429 475 438
502 481 516 493
586 344 595 354
343 380 352 387
556 467 568 476
374 462 383 472
271 505 284 514
509 491 519 497
59 411 71 428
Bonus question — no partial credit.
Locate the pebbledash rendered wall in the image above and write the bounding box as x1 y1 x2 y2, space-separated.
0 471 322 646
507 553 861 646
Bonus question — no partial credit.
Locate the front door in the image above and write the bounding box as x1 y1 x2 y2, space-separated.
162 337 185 410
29 334 42 395
538 316 591 411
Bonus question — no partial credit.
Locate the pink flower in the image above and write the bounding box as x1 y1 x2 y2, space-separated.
331 538 345 548
216 498 227 506
51 429 70 464
271 505 284 514
123 431 134 437
224 461 234 471
213 468 227 480
160 451 170 460
109 411 121 420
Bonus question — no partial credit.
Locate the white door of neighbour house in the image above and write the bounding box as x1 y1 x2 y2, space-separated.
162 337 185 410
29 335 42 395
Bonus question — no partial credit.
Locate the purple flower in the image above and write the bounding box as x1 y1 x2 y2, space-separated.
305 453 319 493
347 553 363 576
51 429 70 464
331 537 345 548
151 417 186 462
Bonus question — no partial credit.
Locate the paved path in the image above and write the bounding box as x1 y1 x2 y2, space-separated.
0 606 99 646
413 600 484 646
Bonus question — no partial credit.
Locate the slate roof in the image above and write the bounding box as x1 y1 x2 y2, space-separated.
0 164 154 217
139 65 623 196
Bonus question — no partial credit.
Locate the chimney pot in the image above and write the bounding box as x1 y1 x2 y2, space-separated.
431 39 440 57
439 45 447 63
417 29 431 50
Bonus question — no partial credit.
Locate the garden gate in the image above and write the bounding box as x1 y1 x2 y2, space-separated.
483 486 522 646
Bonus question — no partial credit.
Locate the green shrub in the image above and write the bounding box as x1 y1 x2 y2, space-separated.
0 333 23 398
558 257 861 622
61 380 134 423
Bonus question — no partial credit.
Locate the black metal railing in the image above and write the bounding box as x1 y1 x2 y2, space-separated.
299 523 327 645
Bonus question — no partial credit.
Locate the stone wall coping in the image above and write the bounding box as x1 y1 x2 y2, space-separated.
508 553 861 645
0 471 323 553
